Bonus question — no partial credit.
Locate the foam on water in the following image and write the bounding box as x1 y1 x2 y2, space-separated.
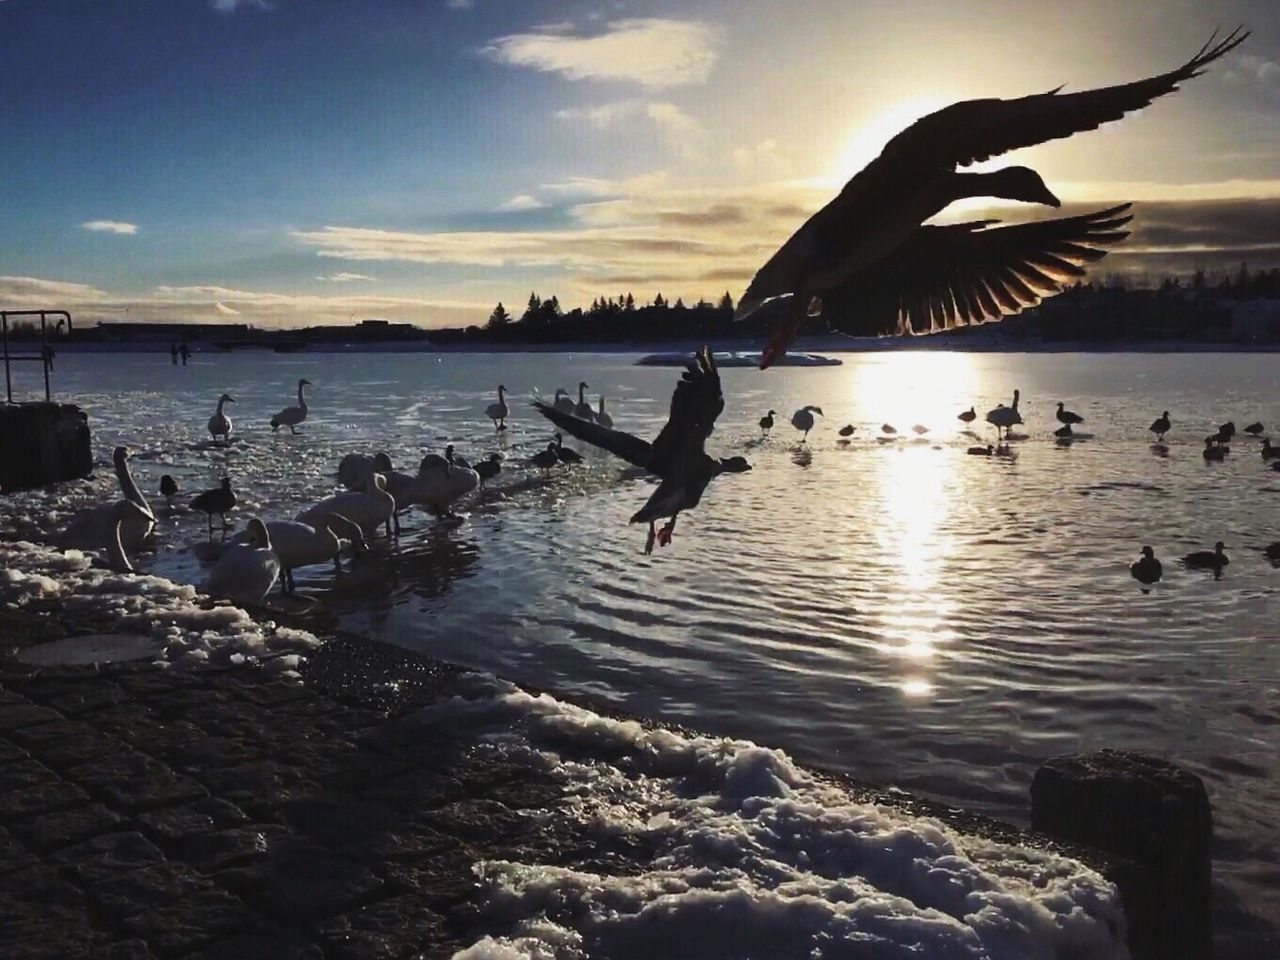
432 676 1128 960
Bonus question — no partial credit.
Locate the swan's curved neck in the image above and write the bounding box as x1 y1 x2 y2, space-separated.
107 519 132 573
498 386 506 399
216 397 228 415
578 384 586 402
116 456 150 512
297 382 308 407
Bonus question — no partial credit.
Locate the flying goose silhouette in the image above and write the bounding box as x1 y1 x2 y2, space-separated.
533 347 750 555
734 29 1247 367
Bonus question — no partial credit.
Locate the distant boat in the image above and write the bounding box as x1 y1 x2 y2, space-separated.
637 350 841 367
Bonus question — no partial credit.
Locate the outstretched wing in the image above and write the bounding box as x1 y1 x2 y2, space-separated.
532 401 653 469
821 204 1132 336
649 347 725 472
876 28 1246 173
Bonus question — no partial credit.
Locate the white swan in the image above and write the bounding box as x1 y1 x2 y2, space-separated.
595 397 613 429
208 393 235 443
384 457 480 527
232 514 365 592
552 389 574 415
486 385 510 430
103 500 155 573
337 451 392 491
57 446 156 551
985 390 1023 439
204 517 280 605
574 381 593 420
791 405 823 441
296 473 396 539
271 378 311 433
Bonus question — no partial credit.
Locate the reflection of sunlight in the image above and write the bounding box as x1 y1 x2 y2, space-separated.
832 96 950 180
852 354 975 700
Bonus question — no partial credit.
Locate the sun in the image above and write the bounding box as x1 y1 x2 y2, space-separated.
830 95 951 181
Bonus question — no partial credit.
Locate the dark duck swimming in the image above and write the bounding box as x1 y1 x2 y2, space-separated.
733 30 1247 368
533 347 751 555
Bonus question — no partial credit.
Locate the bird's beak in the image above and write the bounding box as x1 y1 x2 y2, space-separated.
1038 186 1061 208
227 396 236 403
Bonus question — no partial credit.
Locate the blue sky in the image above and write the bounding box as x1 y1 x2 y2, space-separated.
1 0 1277 327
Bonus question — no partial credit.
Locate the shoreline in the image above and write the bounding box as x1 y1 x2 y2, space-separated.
0 549 1136 959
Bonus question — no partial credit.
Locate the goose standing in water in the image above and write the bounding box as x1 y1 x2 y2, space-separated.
595 397 614 429
1181 541 1229 573
190 478 237 536
552 389 575 415
1149 411 1171 441
733 31 1246 368
57 446 156 551
232 514 365 593
271 379 311 433
1244 421 1264 437
1130 546 1163 585
531 443 560 475
533 347 750 554
553 432 583 464
204 517 280 605
986 390 1023 440
486 385 510 430
1055 402 1084 426
574 382 594 420
759 410 776 438
208 393 235 444
1216 421 1237 445
958 406 977 426
474 453 503 490
791 405 822 441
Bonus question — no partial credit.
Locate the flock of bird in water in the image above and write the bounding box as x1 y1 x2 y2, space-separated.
46 342 1280 610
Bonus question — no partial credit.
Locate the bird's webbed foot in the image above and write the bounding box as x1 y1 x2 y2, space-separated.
644 522 656 555
657 516 678 548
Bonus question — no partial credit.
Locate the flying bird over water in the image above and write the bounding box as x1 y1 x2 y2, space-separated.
734 29 1248 368
533 347 751 555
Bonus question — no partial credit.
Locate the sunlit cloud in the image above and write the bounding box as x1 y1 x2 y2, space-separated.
494 194 546 212
317 272 376 283
0 276 485 328
80 219 137 235
444 0 474 9
555 100 705 159
482 18 723 88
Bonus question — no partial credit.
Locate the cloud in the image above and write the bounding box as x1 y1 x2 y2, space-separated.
0 276 485 329
554 100 704 158
210 0 271 11
316 272 377 283
1223 54 1280 95
494 194 546 212
444 0 474 8
294 175 1280 308
80 220 138 235
482 18 722 88
554 101 640 129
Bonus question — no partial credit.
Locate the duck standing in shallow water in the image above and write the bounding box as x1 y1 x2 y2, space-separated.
1244 421 1264 437
1149 411 1171 441
533 347 751 554
967 444 994 456
190 478 237 537
1261 439 1280 460
791 406 822 441
1130 546 1163 585
531 443 560 475
1055 402 1084 426
759 410 776 439
1181 542 1229 574
271 379 311 434
1203 438 1225 461
552 432 583 464
958 406 977 426
208 393 235 444
838 424 856 438
731 32 1247 367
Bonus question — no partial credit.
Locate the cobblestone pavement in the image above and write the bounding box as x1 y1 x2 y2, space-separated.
0 652 580 960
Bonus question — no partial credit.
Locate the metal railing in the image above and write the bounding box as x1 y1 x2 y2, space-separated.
1 310 71 403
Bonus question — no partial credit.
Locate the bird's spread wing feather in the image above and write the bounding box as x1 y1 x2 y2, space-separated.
648 348 725 472
877 28 1247 171
820 204 1132 336
532 401 653 468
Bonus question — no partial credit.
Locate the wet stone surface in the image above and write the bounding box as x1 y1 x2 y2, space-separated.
0 647 580 959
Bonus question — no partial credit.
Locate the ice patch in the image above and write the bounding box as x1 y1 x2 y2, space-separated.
0 539 320 671
435 677 1128 960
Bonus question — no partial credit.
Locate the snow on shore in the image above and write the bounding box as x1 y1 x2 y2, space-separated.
0 539 317 671
432 676 1129 960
